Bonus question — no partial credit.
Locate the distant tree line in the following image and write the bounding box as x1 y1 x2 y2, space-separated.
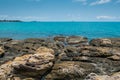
0 20 22 22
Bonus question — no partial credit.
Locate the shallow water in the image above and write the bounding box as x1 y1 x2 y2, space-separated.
0 22 120 39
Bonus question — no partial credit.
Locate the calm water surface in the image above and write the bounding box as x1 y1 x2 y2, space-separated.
0 22 120 39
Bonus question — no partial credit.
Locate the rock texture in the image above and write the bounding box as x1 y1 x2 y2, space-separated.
0 47 55 80
0 36 120 80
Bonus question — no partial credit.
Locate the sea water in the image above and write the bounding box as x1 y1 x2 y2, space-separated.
0 22 120 39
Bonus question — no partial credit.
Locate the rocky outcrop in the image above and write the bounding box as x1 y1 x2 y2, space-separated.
0 36 120 80
0 47 55 80
45 61 96 80
66 36 88 45
90 38 120 47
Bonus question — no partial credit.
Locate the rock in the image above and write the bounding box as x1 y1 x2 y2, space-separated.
24 38 46 43
90 38 112 47
0 37 120 80
0 47 5 58
79 46 118 57
85 73 110 80
54 36 66 42
64 46 78 54
73 56 90 62
66 36 88 45
111 72 120 80
45 61 95 80
0 47 55 79
90 38 120 47
110 38 120 47
108 55 120 61
0 38 12 43
85 72 120 80
85 57 120 75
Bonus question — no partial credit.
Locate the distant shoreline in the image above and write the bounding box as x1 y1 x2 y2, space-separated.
0 20 22 22
0 20 120 22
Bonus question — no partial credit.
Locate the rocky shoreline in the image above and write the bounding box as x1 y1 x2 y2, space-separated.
0 36 120 80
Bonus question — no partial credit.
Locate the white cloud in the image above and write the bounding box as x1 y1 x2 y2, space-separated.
96 16 116 19
73 0 87 5
90 0 111 6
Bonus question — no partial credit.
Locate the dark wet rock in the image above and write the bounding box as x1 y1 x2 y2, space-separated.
66 36 88 45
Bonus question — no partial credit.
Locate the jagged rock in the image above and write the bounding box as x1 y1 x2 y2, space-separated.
0 47 55 80
66 36 88 45
45 61 95 80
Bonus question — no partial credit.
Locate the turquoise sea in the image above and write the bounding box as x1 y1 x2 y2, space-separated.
0 22 120 39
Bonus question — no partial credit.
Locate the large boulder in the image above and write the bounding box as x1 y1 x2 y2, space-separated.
90 38 120 47
54 36 66 42
0 47 55 80
66 36 88 45
79 46 120 57
45 61 95 80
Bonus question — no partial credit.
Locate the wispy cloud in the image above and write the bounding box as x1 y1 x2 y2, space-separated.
73 0 87 5
90 0 111 6
96 15 116 20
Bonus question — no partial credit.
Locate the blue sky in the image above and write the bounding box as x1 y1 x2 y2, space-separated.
0 0 120 21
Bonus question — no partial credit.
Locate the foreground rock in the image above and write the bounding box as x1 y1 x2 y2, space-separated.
0 36 120 80
85 72 120 80
45 61 95 80
0 47 55 80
